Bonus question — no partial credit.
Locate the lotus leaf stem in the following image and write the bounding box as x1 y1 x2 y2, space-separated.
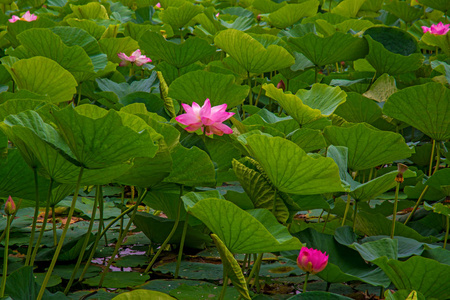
248 72 253 106
303 272 310 292
390 183 401 239
444 215 449 249
37 167 84 300
429 140 436 176
352 201 358 231
30 179 54 266
272 188 278 215
144 185 184 274
322 208 331 233
51 206 57 247
175 210 189 278
25 167 40 266
218 273 228 300
246 253 263 285
341 194 352 226
119 186 126 238
404 185 429 225
64 185 100 294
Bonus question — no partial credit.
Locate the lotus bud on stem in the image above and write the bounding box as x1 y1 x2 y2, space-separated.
297 247 328 292
391 163 408 239
1 196 16 297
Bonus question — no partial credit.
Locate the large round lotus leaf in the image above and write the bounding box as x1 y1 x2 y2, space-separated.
214 29 295 74
331 0 366 18
113 290 176 300
421 32 450 56
425 168 450 192
288 32 368 66
6 57 77 103
17 28 95 83
267 0 319 29
383 1 422 23
383 82 450 141
323 123 413 171
52 105 158 169
263 84 323 126
99 37 140 64
168 70 249 108
364 27 423 75
0 99 46 121
374 256 450 300
160 1 203 29
418 0 450 12
211 234 251 300
185 198 302 253
139 31 216 69
70 2 109 19
334 92 382 124
6 18 55 48
295 83 347 116
245 135 344 195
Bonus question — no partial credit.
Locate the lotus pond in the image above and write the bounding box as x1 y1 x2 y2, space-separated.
0 0 450 299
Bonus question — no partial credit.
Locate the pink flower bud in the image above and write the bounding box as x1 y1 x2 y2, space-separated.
5 196 16 215
276 80 286 91
155 2 161 8
297 247 328 275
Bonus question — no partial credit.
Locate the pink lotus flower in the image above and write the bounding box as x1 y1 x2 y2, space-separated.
155 2 161 8
8 11 37 23
4 196 16 215
216 13 220 18
297 247 328 275
422 22 450 35
117 49 152 67
175 99 234 136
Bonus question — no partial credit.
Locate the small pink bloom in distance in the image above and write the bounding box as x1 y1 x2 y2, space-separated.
117 49 152 67
9 11 37 23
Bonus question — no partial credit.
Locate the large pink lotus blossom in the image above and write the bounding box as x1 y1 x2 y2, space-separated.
9 11 37 23
117 49 152 67
175 99 234 136
422 22 450 35
155 2 161 8
297 247 328 275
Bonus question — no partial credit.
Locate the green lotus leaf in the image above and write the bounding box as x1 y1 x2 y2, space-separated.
383 82 450 141
336 19 374 33
296 83 347 116
112 290 176 300
364 27 424 75
52 105 158 169
232 158 289 223
374 256 450 300
214 29 295 74
287 292 354 299
331 0 366 17
263 84 322 126
323 123 413 171
160 1 203 29
5 17 55 48
383 1 422 23
168 70 249 108
185 198 302 253
50 26 103 57
425 168 450 193
70 2 109 19
5 57 77 103
99 37 140 64
252 0 286 13
163 145 216 187
417 0 450 12
267 0 319 29
424 202 450 217
211 234 251 300
422 33 450 56
96 74 158 100
362 73 398 103
334 92 382 124
288 32 368 66
139 31 216 69
290 128 327 152
245 135 344 195
66 18 107 40
0 99 46 121
16 28 95 83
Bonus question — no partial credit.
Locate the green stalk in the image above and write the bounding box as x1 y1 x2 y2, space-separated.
435 142 441 173
352 201 358 231
25 167 40 266
444 215 449 249
303 272 310 292
51 207 57 247
76 82 82 106
144 186 184 274
390 183 401 239
248 72 253 106
119 186 126 238
37 167 84 300
272 188 278 215
30 179 54 266
404 185 429 225
246 253 263 285
64 185 100 294
322 208 331 233
99 188 148 287
0 215 10 297
218 273 228 300
79 203 138 282
242 253 249 274
428 140 436 176
175 211 189 278
98 187 107 246
0 199 22 244
341 194 352 226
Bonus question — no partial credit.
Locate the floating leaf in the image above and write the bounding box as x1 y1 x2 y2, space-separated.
245 135 344 195
323 123 413 171
6 57 77 103
383 82 450 141
296 83 347 116
112 290 176 300
83 272 149 288
288 32 368 66
214 29 295 74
